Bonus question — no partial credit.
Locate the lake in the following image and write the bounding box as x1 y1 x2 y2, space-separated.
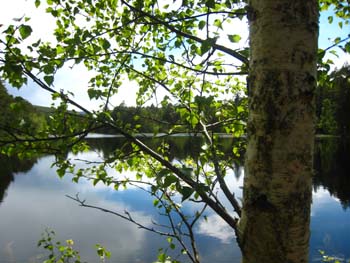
0 137 349 263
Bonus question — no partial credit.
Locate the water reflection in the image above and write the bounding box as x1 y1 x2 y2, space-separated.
0 137 349 262
0 155 167 263
0 156 36 203
314 138 350 209
86 135 244 165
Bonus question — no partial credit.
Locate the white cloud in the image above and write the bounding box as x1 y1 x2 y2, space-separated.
0 0 56 43
196 213 236 243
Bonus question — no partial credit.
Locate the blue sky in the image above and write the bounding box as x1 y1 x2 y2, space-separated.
1 1 349 109
319 10 350 54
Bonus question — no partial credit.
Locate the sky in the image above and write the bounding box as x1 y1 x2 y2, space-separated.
1 0 349 110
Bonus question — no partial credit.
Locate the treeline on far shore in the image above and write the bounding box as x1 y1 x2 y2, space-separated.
0 81 247 136
1 65 349 138
0 82 46 139
316 65 350 137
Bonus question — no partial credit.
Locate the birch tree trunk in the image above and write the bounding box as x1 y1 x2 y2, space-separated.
238 1 319 262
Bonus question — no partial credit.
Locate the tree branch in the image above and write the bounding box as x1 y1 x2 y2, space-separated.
8 52 240 232
319 35 350 56
66 194 177 238
121 0 249 65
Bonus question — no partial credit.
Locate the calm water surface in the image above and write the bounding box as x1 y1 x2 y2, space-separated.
0 137 349 262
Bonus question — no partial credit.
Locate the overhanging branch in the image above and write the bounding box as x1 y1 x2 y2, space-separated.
121 0 249 65
15 64 240 230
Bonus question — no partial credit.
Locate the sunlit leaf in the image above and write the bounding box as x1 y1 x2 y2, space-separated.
228 34 241 43
19 25 32 39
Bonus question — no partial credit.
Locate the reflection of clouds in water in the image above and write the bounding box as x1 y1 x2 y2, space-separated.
169 167 242 243
4 152 242 260
69 150 245 196
196 214 235 244
68 151 156 191
0 158 154 262
313 186 340 204
3 241 15 263
311 186 341 217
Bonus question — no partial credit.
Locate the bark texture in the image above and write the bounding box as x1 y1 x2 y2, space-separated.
238 1 319 262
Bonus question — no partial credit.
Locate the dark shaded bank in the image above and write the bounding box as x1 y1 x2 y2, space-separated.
313 137 350 209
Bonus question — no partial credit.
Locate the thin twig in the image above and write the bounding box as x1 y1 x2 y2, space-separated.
66 194 177 238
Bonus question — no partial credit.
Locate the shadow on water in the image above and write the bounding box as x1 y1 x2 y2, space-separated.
0 155 37 203
314 138 350 209
2 136 349 208
87 135 350 205
85 135 244 162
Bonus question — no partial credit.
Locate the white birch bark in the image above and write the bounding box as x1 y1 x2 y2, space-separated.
238 1 319 262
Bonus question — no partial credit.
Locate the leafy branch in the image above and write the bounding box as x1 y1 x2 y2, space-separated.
120 0 249 65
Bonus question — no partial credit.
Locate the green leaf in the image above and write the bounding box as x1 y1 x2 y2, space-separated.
334 37 341 44
198 20 206 30
32 39 41 47
163 175 178 187
87 88 97 99
57 167 65 178
214 19 222 29
328 16 333 24
158 253 166 262
228 34 241 43
345 42 350 53
93 178 99 186
43 64 55 74
72 177 79 183
200 38 214 55
44 75 54 86
158 168 171 178
56 45 65 55
153 199 159 207
101 39 111 50
35 0 41 7
19 25 33 40
329 50 339 58
200 38 217 55
224 0 232 8
205 0 215 8
180 186 194 202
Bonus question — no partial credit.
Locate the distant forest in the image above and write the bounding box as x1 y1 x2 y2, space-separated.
1 64 349 137
316 65 350 137
0 82 46 141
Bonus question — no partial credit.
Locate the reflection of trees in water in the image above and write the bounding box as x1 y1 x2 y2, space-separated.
88 136 350 207
86 136 244 162
313 138 350 209
0 155 37 203
2 137 348 208
85 136 245 178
